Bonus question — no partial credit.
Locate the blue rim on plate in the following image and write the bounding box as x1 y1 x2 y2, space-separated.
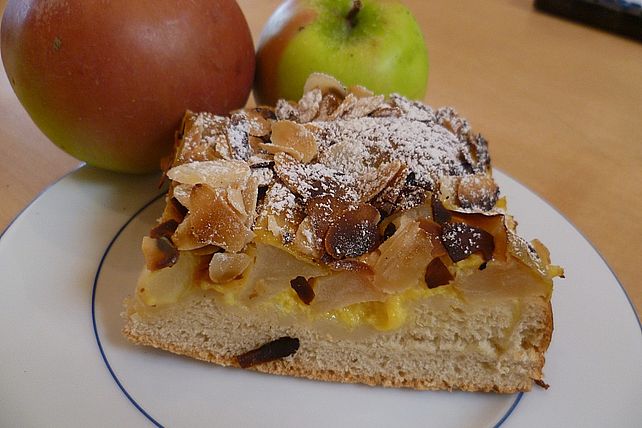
91 192 166 427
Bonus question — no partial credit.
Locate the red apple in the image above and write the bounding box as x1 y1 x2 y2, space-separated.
1 0 255 173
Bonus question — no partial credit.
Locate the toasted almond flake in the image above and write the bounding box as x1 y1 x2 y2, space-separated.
305 195 353 243
293 216 324 259
246 112 271 137
456 174 499 210
358 160 404 203
172 184 192 209
167 160 250 189
243 175 260 226
316 93 343 121
343 94 386 119
325 203 381 259
226 187 247 216
215 138 233 160
328 93 358 120
191 245 220 255
176 184 253 253
209 252 253 283
248 136 265 152
160 197 188 224
441 221 494 263
348 84 374 98
258 141 304 161
267 120 318 163
250 167 274 187
297 88 322 123
171 218 207 250
303 72 347 98
369 105 403 118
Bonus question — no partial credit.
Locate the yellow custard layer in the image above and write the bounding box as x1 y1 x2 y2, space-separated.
135 236 555 332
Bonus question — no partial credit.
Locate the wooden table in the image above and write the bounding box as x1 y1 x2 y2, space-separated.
1 0 640 318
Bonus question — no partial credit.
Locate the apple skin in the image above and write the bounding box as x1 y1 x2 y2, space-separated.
254 0 428 106
1 0 255 173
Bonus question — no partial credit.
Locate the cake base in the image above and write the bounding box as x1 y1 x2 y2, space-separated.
123 292 552 393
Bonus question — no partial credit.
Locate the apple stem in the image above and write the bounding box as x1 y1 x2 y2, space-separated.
346 0 363 29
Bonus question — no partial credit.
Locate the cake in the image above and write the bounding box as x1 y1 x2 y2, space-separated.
122 73 563 393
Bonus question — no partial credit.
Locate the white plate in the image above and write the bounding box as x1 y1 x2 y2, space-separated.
0 166 640 427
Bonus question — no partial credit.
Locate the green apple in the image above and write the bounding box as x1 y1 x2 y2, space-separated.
254 0 429 105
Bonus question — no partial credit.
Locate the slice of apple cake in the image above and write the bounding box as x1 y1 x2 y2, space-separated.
122 74 563 393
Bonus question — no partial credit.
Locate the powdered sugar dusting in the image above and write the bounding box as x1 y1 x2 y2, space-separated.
314 116 471 188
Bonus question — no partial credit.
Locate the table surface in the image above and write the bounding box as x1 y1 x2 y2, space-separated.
0 0 640 318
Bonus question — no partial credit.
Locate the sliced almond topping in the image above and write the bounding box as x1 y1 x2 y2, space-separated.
358 160 404 203
247 153 274 167
172 184 193 210
208 252 253 284
260 182 304 244
243 175 260 226
174 184 253 253
250 167 274 187
303 72 347 98
293 216 324 259
431 193 452 224
371 164 408 215
456 174 499 210
328 93 358 120
316 92 343 121
369 105 403 118
263 120 318 163
305 195 353 243
348 84 374 98
226 186 247 216
451 212 508 261
191 245 220 255
325 203 381 259
167 159 251 189
171 218 209 251
343 94 386 119
248 135 265 153
214 137 233 160
246 112 271 137
273 152 346 200
297 88 322 123
174 114 221 165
